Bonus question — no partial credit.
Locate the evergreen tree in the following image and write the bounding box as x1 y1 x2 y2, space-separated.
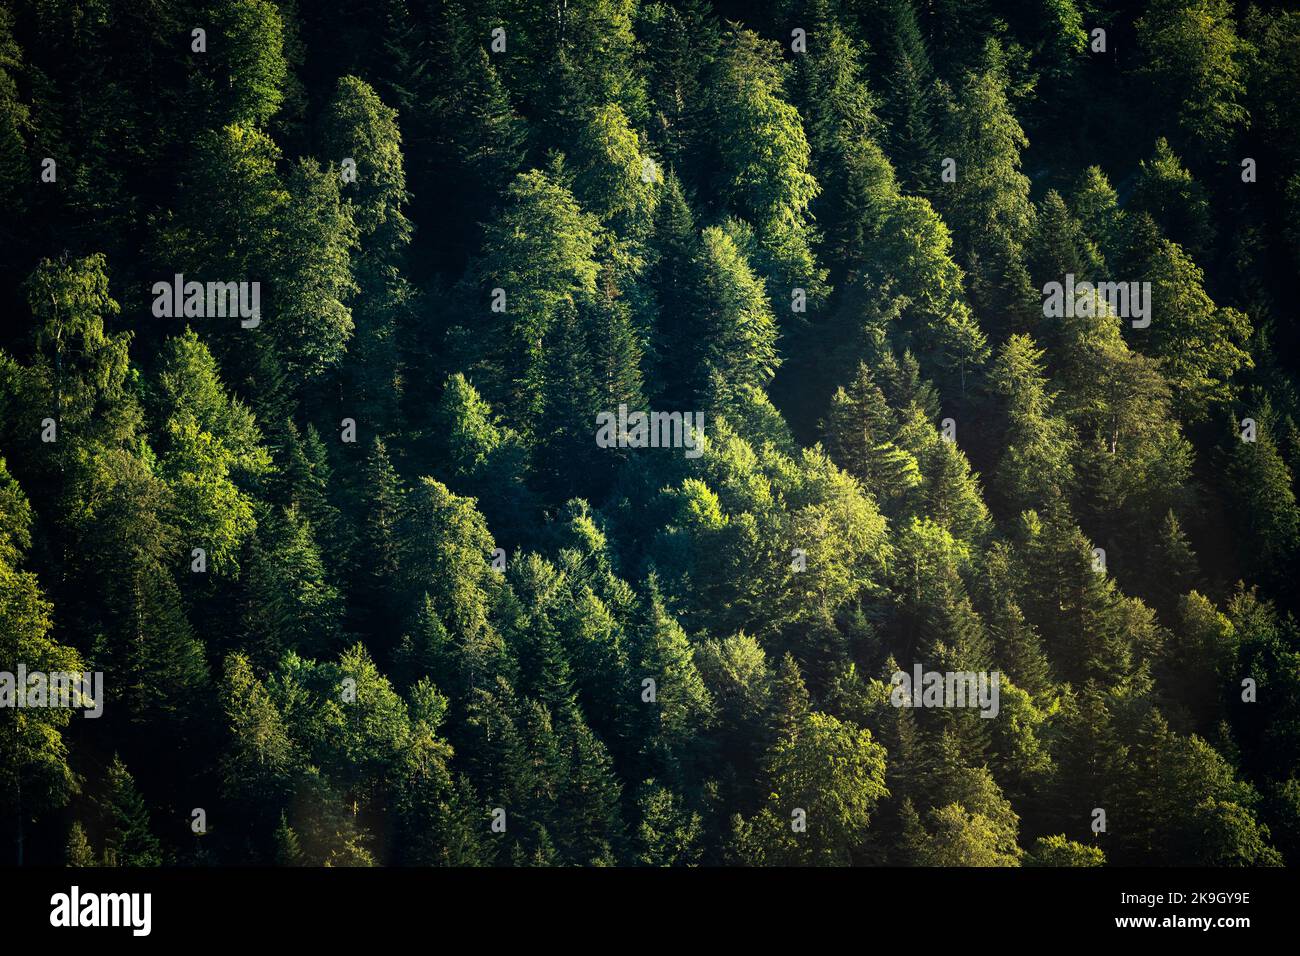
871 196 988 394
1137 0 1249 152
635 779 703 866
1131 138 1215 263
100 755 162 867
432 373 534 543
733 710 888 866
470 165 600 434
631 588 714 784
693 227 781 395
986 334 1075 516
935 39 1037 334
209 0 288 128
1124 215 1251 421
880 0 942 198
709 26 827 308
822 362 921 509
1027 190 1103 303
0 463 81 865
65 821 96 867
791 8 898 273
323 75 413 432
1223 407 1300 589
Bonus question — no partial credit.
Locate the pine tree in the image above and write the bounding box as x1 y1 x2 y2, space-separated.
557 717 625 864
986 334 1075 516
822 362 921 509
1223 408 1300 589
936 40 1037 335
870 196 988 395
219 653 295 812
1131 138 1215 262
100 755 162 867
502 0 647 142
735 710 887 866
397 478 501 649
639 0 717 176
0 469 81 865
881 0 941 198
207 0 287 129
646 174 703 406
1124 214 1251 421
693 226 781 394
352 438 405 637
1017 505 1136 685
470 165 601 433
24 254 135 451
635 780 703 866
791 7 898 273
709 25 827 307
273 812 305 866
1069 166 1124 267
323 75 413 432
570 102 656 231
436 45 527 233
241 505 342 662
766 654 811 749
877 348 941 422
276 422 343 565
1137 0 1249 153
65 821 96 867
322 75 411 253
270 157 358 384
632 589 713 784
1028 190 1103 302
73 448 211 751
915 562 994 760
432 373 534 543
1148 510 1199 617
979 544 1052 697
153 329 268 576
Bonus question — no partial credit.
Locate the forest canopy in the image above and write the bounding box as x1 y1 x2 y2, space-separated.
1 0 1299 868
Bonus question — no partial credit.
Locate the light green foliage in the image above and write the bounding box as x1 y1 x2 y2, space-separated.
987 334 1074 514
1137 0 1250 150
26 254 136 448
211 0 288 127
654 420 888 639
474 166 601 429
153 329 267 574
0 466 81 862
323 75 411 249
1026 834 1104 866
1223 407 1300 586
871 196 989 391
571 102 657 228
694 226 781 392
823 362 921 508
1130 222 1252 419
734 710 888 865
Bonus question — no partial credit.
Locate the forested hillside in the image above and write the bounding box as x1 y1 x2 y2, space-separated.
2 0 1299 867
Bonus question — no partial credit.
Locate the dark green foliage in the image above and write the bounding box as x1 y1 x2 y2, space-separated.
100 756 162 867
0 0 1294 871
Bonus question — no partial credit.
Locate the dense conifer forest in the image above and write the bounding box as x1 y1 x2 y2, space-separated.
2 0 1299 868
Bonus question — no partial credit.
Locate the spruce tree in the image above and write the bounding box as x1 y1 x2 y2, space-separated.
100 755 162 867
